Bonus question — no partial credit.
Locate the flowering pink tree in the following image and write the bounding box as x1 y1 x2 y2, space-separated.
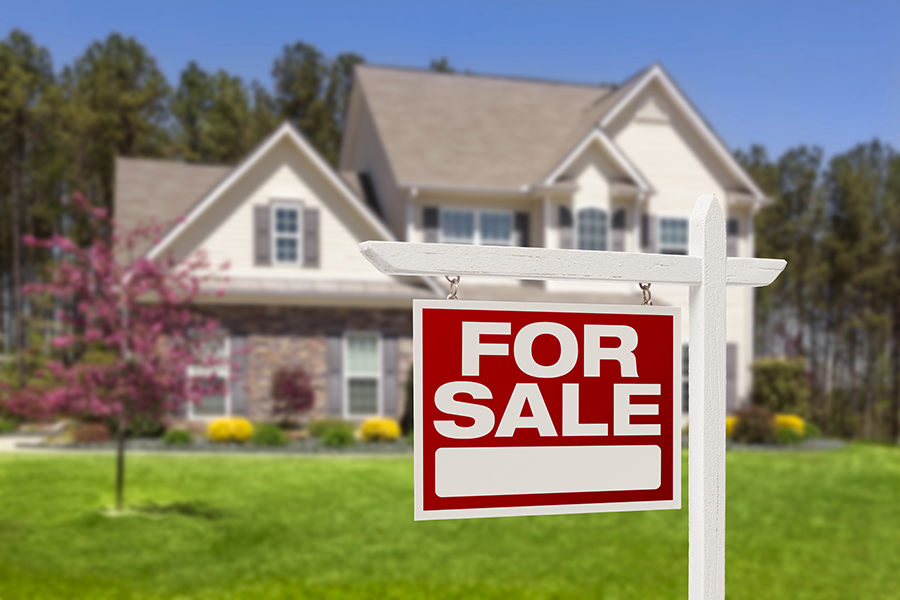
18 193 227 510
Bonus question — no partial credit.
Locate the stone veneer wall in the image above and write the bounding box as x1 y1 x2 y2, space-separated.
202 305 413 422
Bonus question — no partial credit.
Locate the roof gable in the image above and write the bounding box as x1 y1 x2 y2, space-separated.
600 64 766 200
146 122 398 261
544 128 652 193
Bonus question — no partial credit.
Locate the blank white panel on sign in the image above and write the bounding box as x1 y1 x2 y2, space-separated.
435 445 661 498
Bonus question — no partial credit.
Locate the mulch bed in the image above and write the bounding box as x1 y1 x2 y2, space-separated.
16 437 413 454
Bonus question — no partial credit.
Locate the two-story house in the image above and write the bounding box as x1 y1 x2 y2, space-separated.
114 63 767 423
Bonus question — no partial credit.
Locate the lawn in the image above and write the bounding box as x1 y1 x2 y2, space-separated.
0 446 898 600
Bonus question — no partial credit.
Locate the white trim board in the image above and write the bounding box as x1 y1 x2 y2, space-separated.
544 128 652 193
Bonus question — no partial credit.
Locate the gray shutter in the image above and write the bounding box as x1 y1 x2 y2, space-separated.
230 336 250 417
326 332 344 417
381 333 399 418
611 209 626 252
727 218 739 257
558 206 574 249
514 212 530 247
254 206 271 266
641 214 657 252
726 343 738 413
423 207 439 243
303 208 320 267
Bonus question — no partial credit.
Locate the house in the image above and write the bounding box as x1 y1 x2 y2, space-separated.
114 63 767 423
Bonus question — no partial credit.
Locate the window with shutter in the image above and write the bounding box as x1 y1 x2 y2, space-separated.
577 207 608 251
659 217 689 255
439 208 514 246
344 333 381 417
272 203 302 265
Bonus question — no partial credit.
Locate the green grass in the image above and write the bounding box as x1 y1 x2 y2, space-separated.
0 446 898 599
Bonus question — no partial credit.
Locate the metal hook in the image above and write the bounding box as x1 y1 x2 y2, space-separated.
446 276 460 300
639 283 653 306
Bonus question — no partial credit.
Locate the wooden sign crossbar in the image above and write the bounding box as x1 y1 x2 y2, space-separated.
359 194 786 600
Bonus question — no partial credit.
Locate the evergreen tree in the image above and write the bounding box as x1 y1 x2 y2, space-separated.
60 33 171 214
272 41 363 165
0 30 62 387
172 62 254 164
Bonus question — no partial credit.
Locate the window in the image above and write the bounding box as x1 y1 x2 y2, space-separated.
187 337 230 418
272 204 301 264
577 208 608 251
441 209 475 244
660 218 689 254
479 211 513 245
440 208 513 246
345 333 380 417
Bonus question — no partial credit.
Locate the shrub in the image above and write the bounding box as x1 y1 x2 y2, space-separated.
360 417 401 442
777 426 804 444
308 418 348 438
252 423 289 447
804 422 823 439
320 422 356 447
72 422 111 443
0 417 18 434
207 417 254 443
732 405 776 444
162 429 193 445
751 357 810 417
270 366 315 425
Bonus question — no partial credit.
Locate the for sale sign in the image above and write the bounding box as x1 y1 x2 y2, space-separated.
413 300 682 521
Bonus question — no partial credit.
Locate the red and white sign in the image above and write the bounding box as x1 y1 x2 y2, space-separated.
414 299 682 520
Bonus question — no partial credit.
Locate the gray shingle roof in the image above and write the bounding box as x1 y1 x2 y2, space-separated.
114 157 232 258
354 65 645 189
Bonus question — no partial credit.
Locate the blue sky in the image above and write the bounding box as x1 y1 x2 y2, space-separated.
3 0 898 160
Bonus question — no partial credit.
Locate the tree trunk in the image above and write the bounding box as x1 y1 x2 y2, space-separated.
116 416 126 511
891 302 900 442
11 137 25 389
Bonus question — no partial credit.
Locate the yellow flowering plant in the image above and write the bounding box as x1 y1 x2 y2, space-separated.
207 417 254 443
774 413 805 435
359 417 401 442
725 416 737 438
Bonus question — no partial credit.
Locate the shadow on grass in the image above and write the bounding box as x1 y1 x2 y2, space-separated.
129 501 226 520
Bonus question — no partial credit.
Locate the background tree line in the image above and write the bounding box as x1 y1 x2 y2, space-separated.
3 28 898 441
0 29 378 387
739 142 900 441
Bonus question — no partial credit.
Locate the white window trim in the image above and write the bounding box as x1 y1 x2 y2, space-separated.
576 206 610 251
439 206 514 246
343 332 382 418
271 202 303 265
187 337 231 420
658 215 690 255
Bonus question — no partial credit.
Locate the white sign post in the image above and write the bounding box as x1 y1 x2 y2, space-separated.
359 194 786 600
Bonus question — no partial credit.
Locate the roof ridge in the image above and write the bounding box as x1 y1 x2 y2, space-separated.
357 63 616 91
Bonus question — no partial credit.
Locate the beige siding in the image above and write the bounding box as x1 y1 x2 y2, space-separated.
609 82 754 406
168 138 396 283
